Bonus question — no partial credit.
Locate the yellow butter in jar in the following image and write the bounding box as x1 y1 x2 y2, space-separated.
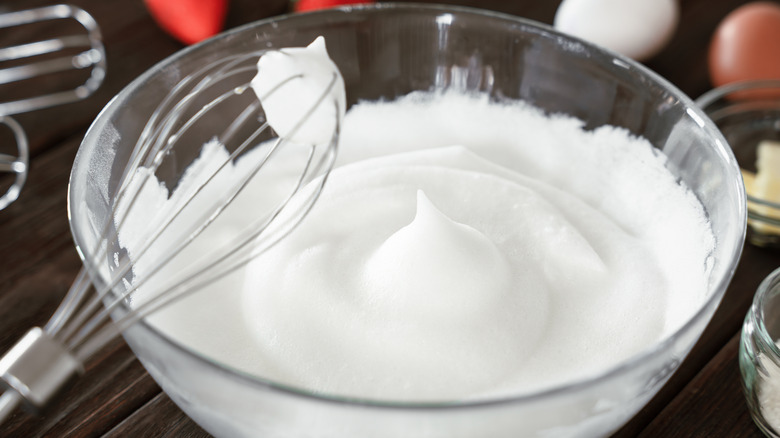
742 140 780 242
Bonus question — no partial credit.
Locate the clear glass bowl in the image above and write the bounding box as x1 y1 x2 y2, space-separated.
741 267 780 438
696 80 780 249
68 4 746 437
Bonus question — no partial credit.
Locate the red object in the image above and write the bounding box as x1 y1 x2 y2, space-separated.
144 0 228 45
293 0 374 13
709 2 780 88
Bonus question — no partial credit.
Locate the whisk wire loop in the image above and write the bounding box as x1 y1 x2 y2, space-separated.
59 59 299 346
0 44 343 422
43 269 91 335
68 70 341 355
78 130 338 361
47 57 268 346
56 56 272 339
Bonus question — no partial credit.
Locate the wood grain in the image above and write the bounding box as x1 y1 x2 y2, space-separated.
0 0 771 437
640 334 761 438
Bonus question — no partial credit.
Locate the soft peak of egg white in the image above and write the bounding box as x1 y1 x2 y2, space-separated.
362 189 513 318
251 36 346 145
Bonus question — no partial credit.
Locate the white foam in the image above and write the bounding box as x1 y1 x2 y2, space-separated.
120 91 715 402
251 37 346 145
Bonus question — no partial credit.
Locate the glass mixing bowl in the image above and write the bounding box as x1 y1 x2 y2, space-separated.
68 4 746 437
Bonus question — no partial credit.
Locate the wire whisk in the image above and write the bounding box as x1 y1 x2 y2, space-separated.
0 41 343 424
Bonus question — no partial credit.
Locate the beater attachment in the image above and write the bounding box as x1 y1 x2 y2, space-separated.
0 4 106 210
0 42 343 423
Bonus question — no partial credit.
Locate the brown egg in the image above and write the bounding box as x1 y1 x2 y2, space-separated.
709 2 780 88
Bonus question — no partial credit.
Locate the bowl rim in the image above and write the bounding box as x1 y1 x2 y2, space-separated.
71 2 747 411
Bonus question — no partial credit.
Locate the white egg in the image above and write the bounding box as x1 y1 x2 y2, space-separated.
554 0 678 61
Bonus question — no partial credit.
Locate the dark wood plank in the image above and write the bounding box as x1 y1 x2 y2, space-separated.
640 334 762 437
104 393 209 438
1 341 159 438
0 0 774 437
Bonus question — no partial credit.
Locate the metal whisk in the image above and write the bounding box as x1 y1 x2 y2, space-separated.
0 45 342 424
0 4 106 210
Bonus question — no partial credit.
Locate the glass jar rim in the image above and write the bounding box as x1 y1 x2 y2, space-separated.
751 267 780 362
696 79 780 109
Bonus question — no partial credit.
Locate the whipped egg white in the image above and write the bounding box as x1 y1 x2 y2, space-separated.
119 40 714 402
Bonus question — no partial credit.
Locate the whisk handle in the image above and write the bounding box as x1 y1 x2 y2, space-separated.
0 327 83 422
0 390 21 425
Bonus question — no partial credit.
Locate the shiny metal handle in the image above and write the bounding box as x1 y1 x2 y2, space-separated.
0 327 84 423
0 390 22 425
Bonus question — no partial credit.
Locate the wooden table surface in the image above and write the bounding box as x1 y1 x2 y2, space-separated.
0 0 776 436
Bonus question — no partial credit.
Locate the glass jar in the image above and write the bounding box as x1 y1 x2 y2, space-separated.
741 267 780 437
